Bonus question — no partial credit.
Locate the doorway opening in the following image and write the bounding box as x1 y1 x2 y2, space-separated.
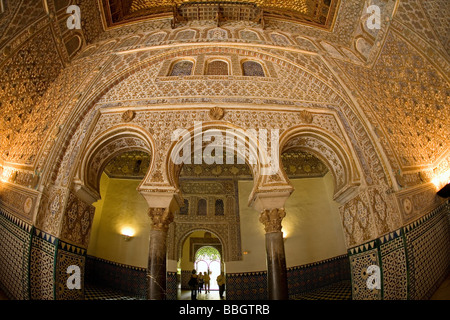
177 231 225 300
194 246 221 291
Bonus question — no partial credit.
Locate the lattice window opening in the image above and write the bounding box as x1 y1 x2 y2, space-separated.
169 60 194 76
179 199 189 215
205 59 230 76
215 199 224 216
197 198 207 216
242 60 266 77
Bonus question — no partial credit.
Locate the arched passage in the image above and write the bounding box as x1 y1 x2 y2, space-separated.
74 125 155 204
68 125 155 298
279 126 362 204
177 230 225 300
165 120 293 207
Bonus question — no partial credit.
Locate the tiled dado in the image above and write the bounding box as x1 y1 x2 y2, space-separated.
226 255 351 300
30 229 87 300
349 200 450 300
0 207 32 300
85 256 147 299
84 256 178 300
0 206 87 300
226 271 268 300
288 254 351 299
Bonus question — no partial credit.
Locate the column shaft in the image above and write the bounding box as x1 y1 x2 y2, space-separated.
147 229 168 300
259 208 289 300
265 231 288 300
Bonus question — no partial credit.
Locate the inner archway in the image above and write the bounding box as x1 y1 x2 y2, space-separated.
177 230 225 300
279 148 352 299
85 150 152 299
194 246 222 291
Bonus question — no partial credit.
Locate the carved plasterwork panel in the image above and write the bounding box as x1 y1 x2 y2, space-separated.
336 30 450 173
60 192 95 248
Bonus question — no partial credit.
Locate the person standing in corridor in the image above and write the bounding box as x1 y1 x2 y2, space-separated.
217 272 226 299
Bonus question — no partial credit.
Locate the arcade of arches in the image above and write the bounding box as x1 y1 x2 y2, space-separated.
0 0 449 301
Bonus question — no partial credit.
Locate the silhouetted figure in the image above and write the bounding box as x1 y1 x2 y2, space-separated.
217 272 226 299
188 269 198 300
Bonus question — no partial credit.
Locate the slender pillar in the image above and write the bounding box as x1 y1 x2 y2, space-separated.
259 208 289 300
147 207 174 300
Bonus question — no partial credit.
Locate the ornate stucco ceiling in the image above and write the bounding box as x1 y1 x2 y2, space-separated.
102 0 339 29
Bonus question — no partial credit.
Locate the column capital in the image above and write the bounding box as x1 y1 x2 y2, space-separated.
259 208 286 233
148 207 174 232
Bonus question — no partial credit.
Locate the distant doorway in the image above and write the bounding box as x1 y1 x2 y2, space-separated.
194 246 221 291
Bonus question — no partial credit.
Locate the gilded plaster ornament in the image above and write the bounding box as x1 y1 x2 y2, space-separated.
122 110 136 122
23 198 33 214
148 207 174 232
209 107 225 120
299 110 313 124
259 208 286 233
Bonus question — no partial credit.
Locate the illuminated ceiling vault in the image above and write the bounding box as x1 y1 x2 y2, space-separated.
102 0 339 29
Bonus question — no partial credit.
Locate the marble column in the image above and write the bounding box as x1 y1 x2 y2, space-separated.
259 208 289 300
147 207 174 300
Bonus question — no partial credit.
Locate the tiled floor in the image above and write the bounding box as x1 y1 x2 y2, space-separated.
430 273 450 300
85 283 144 300
292 280 352 300
179 289 224 300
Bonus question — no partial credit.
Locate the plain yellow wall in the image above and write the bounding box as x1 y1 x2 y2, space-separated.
88 173 151 268
227 172 346 272
88 172 346 271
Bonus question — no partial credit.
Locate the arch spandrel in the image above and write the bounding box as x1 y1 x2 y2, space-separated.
279 125 363 204
73 125 155 204
162 120 294 209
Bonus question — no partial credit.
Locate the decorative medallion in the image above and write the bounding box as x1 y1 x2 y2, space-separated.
299 110 313 124
23 198 33 214
402 198 412 215
209 107 225 120
122 110 136 122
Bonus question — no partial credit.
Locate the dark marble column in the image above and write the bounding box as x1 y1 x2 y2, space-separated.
260 208 289 300
147 207 174 300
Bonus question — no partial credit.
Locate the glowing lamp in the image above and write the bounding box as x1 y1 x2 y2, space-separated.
120 226 135 241
432 169 450 198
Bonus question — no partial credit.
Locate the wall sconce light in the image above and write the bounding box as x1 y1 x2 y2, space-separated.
120 227 135 241
437 183 450 198
432 169 450 198
282 228 288 242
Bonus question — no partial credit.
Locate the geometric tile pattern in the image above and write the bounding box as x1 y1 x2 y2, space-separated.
0 208 32 300
85 283 142 300
288 254 351 298
166 272 178 300
348 200 450 300
226 271 268 300
379 230 408 300
292 280 352 300
55 242 86 300
348 241 381 300
29 229 57 300
85 256 147 299
403 201 450 300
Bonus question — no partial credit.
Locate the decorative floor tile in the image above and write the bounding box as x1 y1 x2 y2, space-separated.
292 280 352 300
85 283 144 300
